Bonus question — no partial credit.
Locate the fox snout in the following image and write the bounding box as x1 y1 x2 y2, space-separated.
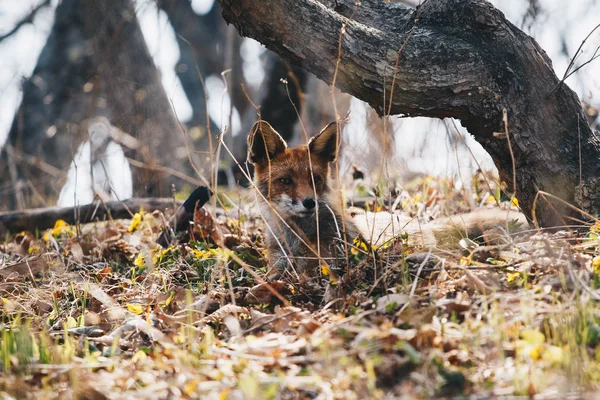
277 194 317 218
302 197 316 210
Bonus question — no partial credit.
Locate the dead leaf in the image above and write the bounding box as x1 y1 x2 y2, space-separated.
193 207 225 247
244 281 290 305
0 256 54 279
376 293 410 313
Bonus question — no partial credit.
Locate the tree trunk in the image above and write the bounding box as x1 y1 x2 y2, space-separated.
0 0 193 211
82 0 192 196
251 52 309 144
217 0 600 228
157 0 250 183
0 0 94 210
157 0 223 131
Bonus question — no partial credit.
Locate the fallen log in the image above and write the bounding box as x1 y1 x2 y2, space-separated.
0 198 180 236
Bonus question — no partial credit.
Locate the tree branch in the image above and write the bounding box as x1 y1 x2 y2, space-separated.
0 0 51 42
218 0 600 227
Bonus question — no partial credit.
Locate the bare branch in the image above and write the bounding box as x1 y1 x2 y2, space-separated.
0 0 51 42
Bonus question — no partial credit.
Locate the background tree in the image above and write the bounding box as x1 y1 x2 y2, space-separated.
0 0 197 210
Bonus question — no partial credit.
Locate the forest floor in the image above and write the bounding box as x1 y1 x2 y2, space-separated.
1 174 600 399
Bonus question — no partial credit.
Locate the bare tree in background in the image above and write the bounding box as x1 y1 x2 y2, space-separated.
0 0 194 210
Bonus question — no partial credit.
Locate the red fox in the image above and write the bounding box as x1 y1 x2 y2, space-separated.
248 120 528 277
248 120 359 277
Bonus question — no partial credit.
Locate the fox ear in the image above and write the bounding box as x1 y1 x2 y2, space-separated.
309 122 339 162
247 120 287 164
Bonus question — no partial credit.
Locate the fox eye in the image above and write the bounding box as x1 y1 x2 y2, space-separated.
279 177 293 185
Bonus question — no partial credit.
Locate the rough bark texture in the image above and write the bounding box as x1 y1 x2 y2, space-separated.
218 0 600 227
0 0 192 210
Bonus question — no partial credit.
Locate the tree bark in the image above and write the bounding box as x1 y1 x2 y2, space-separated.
217 0 600 227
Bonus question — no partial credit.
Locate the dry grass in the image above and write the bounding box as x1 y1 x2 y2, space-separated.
1 174 600 399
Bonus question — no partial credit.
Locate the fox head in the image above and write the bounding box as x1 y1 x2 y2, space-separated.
248 120 339 218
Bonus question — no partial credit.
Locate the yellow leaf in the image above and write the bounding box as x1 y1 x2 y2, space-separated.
506 271 521 283
64 316 77 329
218 389 230 400
127 303 144 315
44 219 75 240
28 245 41 255
543 345 564 364
132 349 147 363
352 237 369 253
54 219 68 228
522 329 545 345
321 264 330 276
486 195 496 204
153 246 173 264
511 197 519 207
134 253 145 268
529 344 543 360
165 291 176 307
183 379 200 396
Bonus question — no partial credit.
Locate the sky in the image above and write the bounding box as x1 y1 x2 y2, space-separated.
0 0 598 199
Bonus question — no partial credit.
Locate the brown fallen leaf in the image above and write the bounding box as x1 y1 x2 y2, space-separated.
0 255 58 280
84 282 129 322
193 207 226 247
198 304 250 325
13 231 36 254
410 325 438 350
244 281 291 305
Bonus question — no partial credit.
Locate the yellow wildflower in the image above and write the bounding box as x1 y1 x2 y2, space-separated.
506 271 521 283
128 211 145 233
43 219 75 241
127 303 144 315
134 253 145 268
593 256 600 274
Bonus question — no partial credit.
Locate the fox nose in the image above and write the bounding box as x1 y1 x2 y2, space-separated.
302 197 316 210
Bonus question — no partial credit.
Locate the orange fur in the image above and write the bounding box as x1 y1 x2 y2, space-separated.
248 121 358 276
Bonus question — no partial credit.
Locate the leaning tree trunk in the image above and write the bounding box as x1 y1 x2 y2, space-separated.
247 52 309 144
0 0 194 211
218 0 600 228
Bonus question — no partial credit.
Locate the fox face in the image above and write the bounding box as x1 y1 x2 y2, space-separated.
248 121 339 219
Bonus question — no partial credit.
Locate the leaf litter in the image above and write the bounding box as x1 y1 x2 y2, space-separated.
1 175 600 398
